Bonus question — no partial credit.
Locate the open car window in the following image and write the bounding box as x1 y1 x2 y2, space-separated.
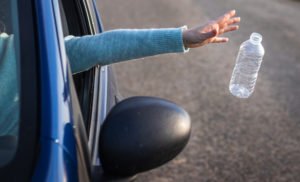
59 0 99 135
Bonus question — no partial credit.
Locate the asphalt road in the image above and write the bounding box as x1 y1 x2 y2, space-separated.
98 0 300 181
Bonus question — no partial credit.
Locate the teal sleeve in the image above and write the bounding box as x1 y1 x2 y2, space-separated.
64 27 188 73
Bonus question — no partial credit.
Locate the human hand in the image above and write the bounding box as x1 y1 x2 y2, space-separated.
183 10 240 48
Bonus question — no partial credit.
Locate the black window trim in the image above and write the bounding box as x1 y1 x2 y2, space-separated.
59 0 104 173
61 0 98 135
80 0 109 167
60 0 109 169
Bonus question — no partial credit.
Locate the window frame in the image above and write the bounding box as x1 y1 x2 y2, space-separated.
60 0 98 134
60 0 117 170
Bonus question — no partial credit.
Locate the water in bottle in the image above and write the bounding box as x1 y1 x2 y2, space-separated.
229 32 265 98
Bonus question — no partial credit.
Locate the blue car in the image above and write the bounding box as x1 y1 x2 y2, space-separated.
0 0 191 181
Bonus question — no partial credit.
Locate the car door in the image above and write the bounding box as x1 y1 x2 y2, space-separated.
0 0 121 181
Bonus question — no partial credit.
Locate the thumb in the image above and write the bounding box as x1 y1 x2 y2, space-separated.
202 29 218 39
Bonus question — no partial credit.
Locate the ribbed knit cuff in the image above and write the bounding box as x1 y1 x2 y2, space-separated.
180 25 190 53
146 26 190 55
0 33 9 38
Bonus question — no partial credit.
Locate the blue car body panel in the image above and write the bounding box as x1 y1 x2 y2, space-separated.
32 0 78 181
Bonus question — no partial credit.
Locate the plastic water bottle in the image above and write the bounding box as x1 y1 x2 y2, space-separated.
229 32 265 98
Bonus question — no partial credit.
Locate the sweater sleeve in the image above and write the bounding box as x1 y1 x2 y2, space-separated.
64 27 188 73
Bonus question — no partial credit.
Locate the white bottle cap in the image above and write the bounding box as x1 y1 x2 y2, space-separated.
250 32 262 44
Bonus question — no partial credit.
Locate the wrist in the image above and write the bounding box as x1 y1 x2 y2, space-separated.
181 25 190 52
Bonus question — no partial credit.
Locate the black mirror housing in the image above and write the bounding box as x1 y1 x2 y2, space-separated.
99 96 191 176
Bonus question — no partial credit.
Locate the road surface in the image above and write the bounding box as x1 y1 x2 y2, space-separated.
98 0 300 181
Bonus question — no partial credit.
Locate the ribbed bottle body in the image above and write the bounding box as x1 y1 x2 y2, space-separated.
229 33 265 98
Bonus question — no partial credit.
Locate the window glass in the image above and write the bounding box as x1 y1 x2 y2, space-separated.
0 0 20 165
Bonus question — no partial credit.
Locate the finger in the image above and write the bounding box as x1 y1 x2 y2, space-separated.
228 10 237 18
218 10 236 22
227 17 241 25
223 25 239 33
211 37 229 43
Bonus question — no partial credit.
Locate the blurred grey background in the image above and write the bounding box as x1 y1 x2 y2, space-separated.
98 0 300 181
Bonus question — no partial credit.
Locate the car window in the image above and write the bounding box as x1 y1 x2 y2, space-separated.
59 0 99 133
0 0 20 166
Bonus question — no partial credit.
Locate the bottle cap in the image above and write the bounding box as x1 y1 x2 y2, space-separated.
250 32 262 44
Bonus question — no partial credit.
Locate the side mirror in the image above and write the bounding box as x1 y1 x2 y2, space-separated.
99 96 191 177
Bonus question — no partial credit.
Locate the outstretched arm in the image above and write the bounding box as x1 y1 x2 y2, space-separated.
65 10 240 73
